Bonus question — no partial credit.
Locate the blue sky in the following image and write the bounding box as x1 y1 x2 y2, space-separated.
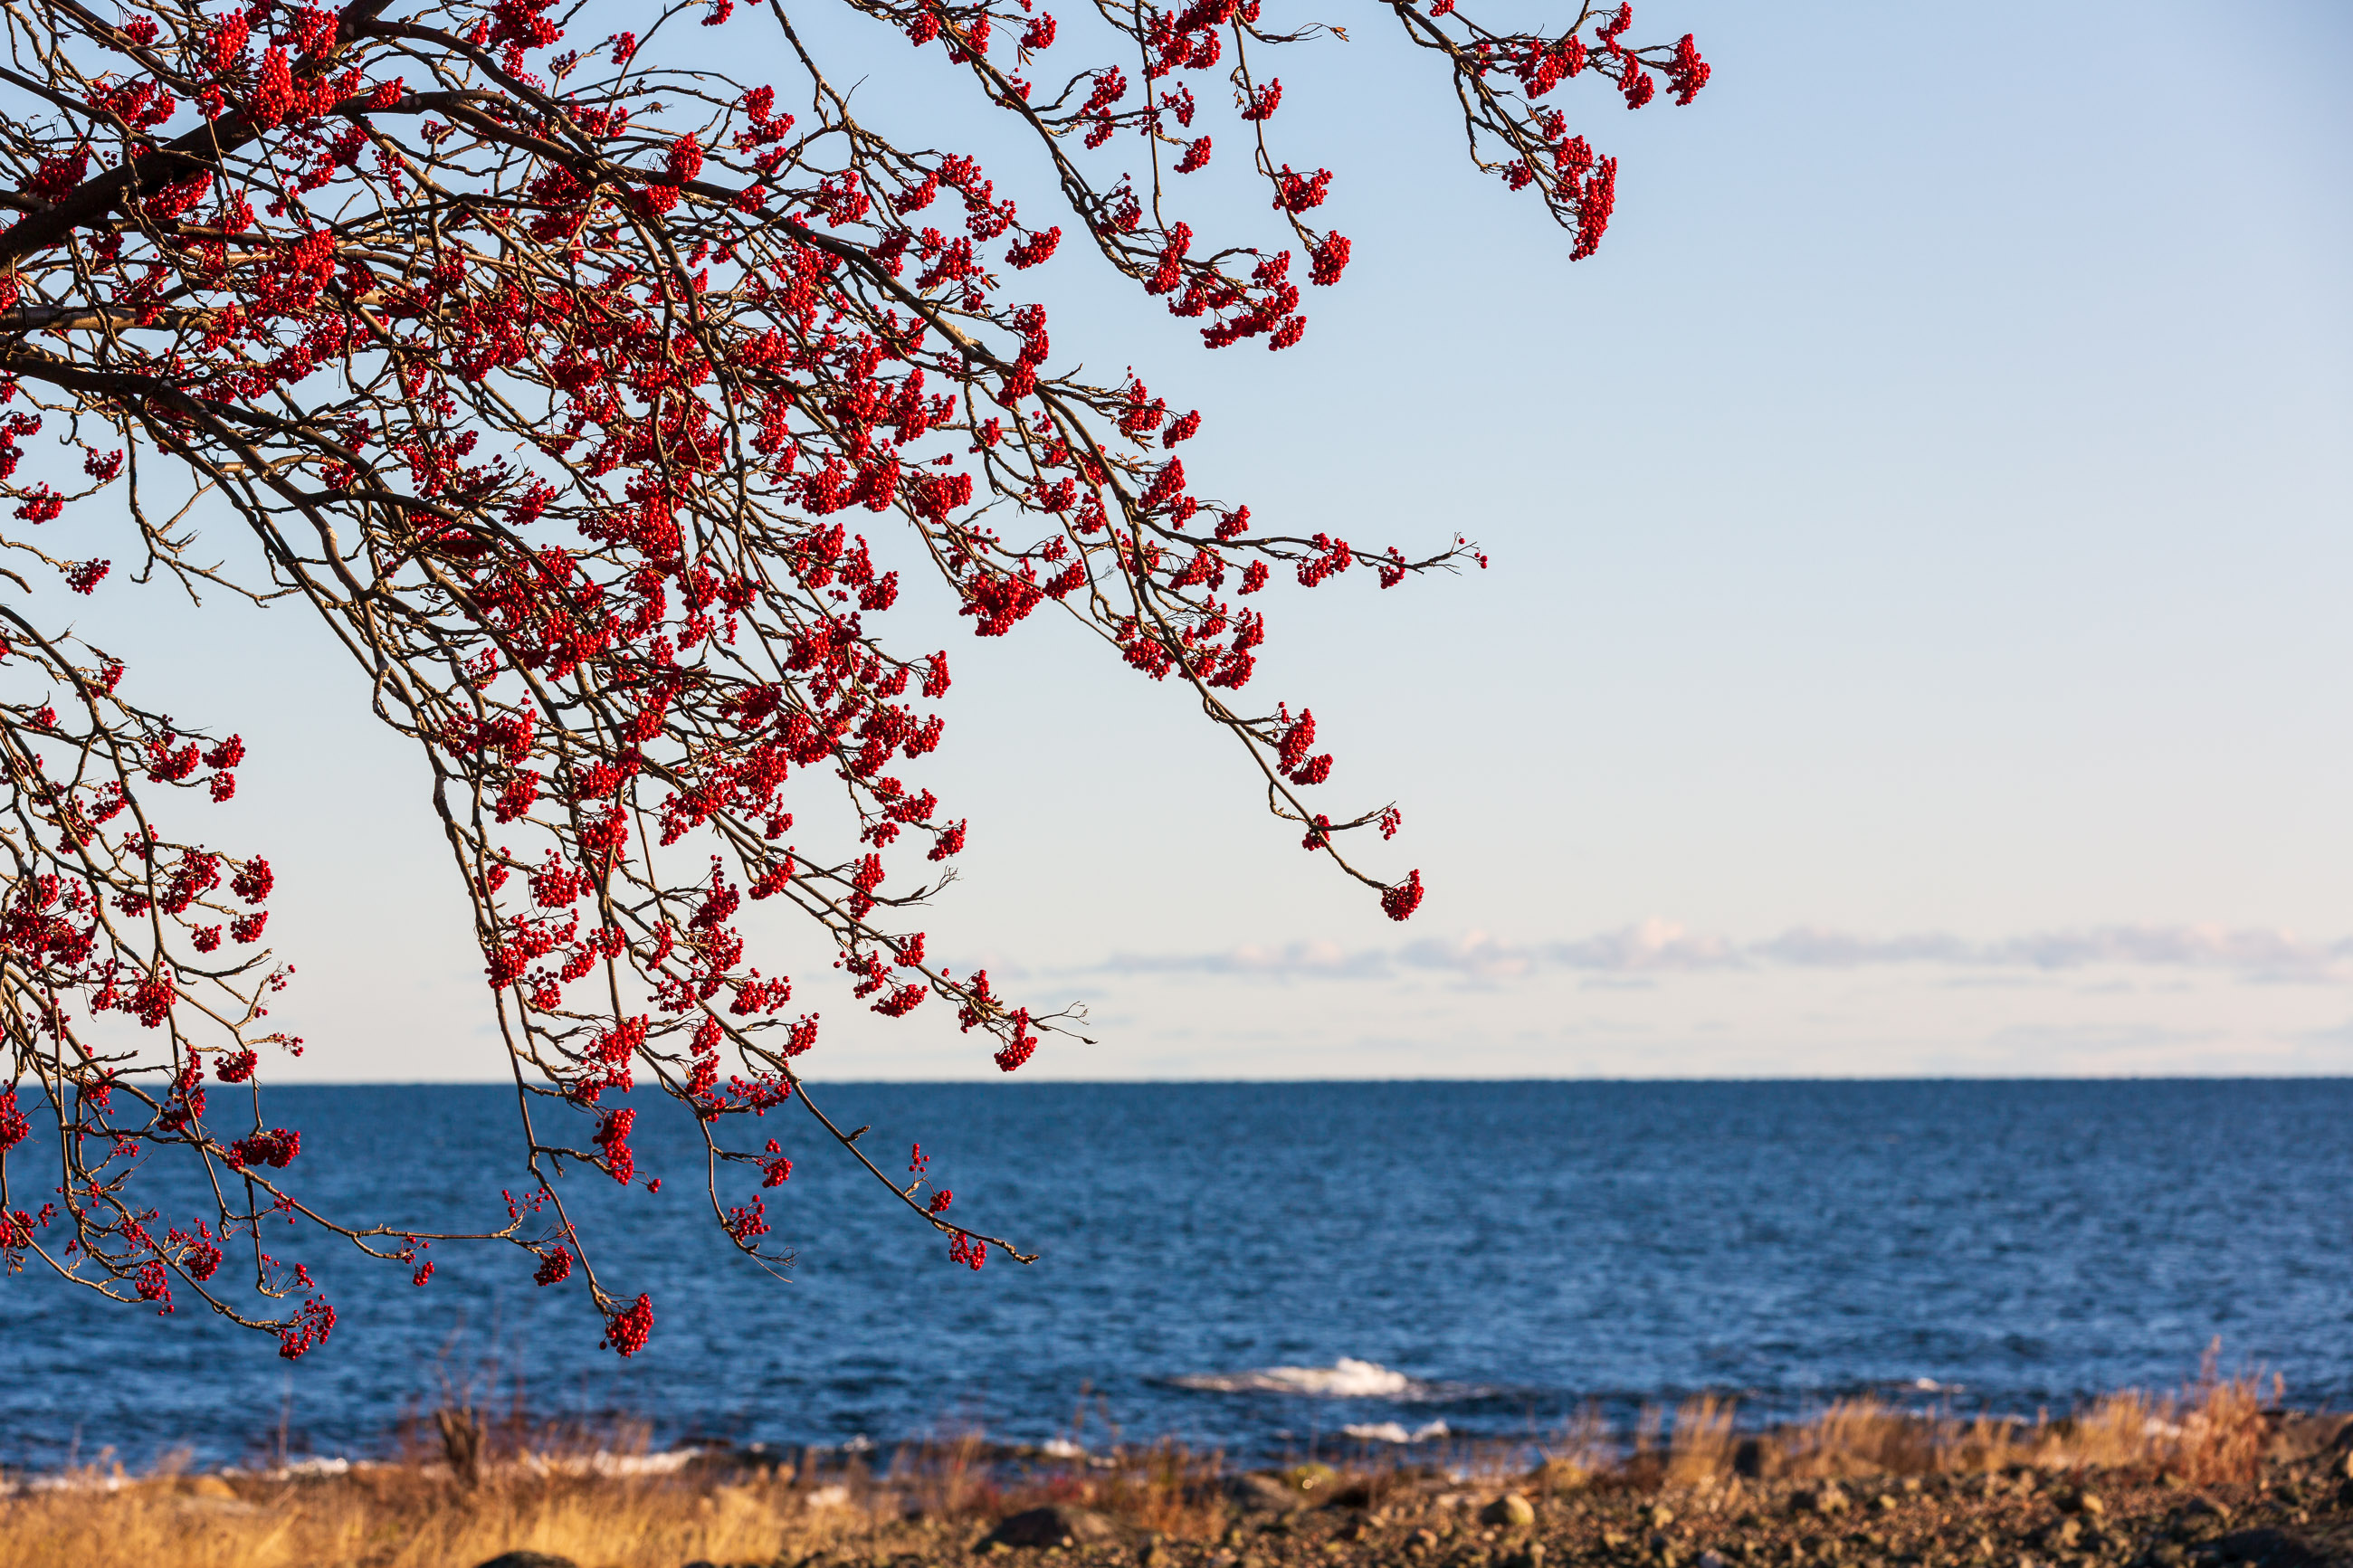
62 0 2352 1079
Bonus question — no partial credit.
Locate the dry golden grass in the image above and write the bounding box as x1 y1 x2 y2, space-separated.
1638 1342 2281 1487
1660 1395 1737 1489
0 1433 1242 1568
0 1466 815 1568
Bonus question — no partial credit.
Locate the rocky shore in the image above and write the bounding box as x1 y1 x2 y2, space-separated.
7 1405 2348 1568
474 1418 2353 1568
943 1449 2353 1568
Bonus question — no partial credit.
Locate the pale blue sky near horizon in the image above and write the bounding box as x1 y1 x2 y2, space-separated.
36 0 2352 1080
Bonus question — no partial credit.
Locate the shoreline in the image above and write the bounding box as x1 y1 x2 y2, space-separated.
5 1383 2349 1568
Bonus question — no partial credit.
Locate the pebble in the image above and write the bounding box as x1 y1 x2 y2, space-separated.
1481 1495 1537 1529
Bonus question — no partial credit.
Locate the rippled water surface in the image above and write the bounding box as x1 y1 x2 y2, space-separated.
6 1079 2349 1471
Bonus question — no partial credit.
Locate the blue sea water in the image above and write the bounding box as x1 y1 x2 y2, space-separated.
5 1079 2350 1474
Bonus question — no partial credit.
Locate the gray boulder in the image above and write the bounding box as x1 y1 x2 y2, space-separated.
1221 1473 1304 1515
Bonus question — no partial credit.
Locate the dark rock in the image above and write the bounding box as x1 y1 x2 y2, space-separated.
986 1505 1122 1550
1224 1474 1308 1515
2208 1529 2327 1568
1791 1486 1850 1517
475 1555 580 1568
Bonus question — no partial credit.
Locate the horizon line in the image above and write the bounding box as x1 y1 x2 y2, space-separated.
175 1072 2353 1087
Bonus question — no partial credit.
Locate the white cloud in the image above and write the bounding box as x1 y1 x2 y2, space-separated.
1078 920 2353 985
1978 925 2350 974
1086 938 1393 981
1747 927 1975 967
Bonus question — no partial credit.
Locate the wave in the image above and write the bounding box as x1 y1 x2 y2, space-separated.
1341 1420 1451 1444
1166 1358 1443 1400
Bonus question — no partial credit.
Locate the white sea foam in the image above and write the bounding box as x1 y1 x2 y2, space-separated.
1168 1357 1424 1399
1340 1421 1451 1444
519 1448 701 1478
207 1456 357 1483
13 1471 129 1495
